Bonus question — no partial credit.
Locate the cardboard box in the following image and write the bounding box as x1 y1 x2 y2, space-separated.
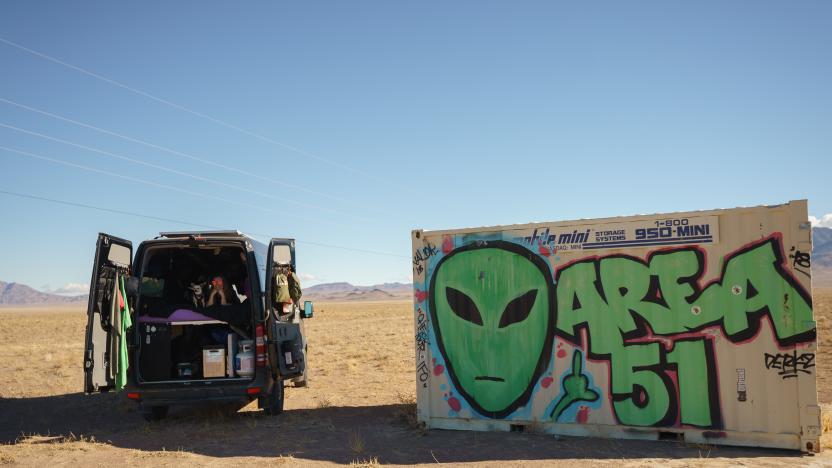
202 346 226 378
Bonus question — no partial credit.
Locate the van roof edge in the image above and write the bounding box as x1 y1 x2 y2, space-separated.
159 230 245 238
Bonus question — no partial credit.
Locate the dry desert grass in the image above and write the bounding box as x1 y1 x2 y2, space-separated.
1 294 832 466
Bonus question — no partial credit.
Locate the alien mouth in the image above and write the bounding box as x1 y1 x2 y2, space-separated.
474 376 505 382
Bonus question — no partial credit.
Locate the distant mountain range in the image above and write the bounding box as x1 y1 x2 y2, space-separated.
813 226 832 261
2 227 832 305
812 226 832 287
303 282 412 302
0 281 87 305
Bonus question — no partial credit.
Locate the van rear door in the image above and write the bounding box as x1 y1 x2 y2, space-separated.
266 238 296 313
265 239 305 379
83 233 132 394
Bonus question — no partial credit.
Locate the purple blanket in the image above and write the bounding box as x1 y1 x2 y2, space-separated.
139 308 218 323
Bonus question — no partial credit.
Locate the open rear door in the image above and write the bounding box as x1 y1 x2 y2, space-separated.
265 238 296 315
265 238 305 379
83 233 132 394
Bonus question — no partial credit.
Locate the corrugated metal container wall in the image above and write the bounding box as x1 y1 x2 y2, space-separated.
412 200 820 452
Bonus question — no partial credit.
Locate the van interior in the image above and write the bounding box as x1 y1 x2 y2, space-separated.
135 243 254 383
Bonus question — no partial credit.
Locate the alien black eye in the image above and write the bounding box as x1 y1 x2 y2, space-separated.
445 287 483 326
499 289 538 328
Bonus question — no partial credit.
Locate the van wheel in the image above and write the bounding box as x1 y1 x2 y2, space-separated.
263 380 284 415
141 404 169 421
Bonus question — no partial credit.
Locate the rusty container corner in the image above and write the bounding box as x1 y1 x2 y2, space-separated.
412 200 821 453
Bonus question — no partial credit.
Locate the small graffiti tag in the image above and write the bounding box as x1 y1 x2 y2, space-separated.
736 368 747 402
789 246 811 277
764 351 815 379
413 243 439 275
416 308 430 353
416 307 430 387
417 361 430 386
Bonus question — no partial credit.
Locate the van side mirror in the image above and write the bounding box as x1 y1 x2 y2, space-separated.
302 301 314 319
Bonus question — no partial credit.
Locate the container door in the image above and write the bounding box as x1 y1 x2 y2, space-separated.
83 233 132 394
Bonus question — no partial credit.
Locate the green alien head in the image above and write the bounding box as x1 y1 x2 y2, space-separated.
429 241 555 418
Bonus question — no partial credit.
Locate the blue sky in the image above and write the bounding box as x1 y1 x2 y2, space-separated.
1 1 830 293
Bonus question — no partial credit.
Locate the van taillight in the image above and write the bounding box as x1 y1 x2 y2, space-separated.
127 392 140 400
256 324 266 367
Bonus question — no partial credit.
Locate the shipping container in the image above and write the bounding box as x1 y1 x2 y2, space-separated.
411 200 820 452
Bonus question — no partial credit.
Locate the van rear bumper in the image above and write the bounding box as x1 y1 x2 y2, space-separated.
129 374 271 405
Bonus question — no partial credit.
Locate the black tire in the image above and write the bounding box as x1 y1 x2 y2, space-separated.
141 404 169 421
263 379 284 415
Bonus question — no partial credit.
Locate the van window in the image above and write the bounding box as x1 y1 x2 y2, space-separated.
273 245 292 265
108 243 131 267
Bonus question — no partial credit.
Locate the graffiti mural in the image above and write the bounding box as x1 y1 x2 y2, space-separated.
554 236 814 427
549 350 600 421
419 233 816 433
429 241 555 418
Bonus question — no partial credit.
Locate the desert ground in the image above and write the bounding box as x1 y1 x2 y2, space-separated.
2 292 832 467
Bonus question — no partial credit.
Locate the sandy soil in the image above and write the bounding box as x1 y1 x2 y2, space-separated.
1 294 832 467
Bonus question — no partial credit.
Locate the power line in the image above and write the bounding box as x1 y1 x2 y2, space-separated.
0 36 407 193
0 188 409 259
0 145 349 228
0 96 395 217
295 239 409 259
0 189 213 229
0 122 375 223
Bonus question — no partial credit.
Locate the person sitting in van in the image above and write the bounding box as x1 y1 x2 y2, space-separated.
207 276 236 306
